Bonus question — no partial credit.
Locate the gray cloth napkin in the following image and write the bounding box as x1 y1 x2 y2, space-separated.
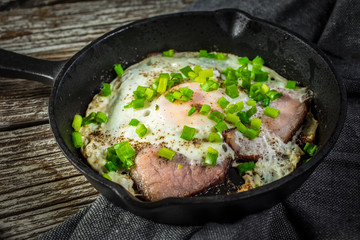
40 0 360 239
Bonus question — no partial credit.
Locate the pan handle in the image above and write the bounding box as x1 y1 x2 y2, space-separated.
0 48 67 86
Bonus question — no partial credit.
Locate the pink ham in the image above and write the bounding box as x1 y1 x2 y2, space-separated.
131 145 230 201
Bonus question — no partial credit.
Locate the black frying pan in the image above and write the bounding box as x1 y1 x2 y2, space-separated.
0 9 346 225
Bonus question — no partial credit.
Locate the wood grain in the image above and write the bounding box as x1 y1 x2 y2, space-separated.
0 0 195 239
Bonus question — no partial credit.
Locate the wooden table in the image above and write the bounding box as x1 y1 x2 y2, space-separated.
0 1 195 239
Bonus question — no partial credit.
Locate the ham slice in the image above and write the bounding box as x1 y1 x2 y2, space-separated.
131 145 230 201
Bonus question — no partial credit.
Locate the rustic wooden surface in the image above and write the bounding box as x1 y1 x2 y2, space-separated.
0 0 195 239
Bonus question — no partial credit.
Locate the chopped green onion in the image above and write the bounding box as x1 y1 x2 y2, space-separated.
249 83 261 98
214 121 228 133
158 147 176 160
129 118 140 126
237 111 250 124
178 164 183 169
199 68 214 79
266 90 283 100
238 65 251 90
243 128 260 140
95 112 108 123
72 132 83 148
260 83 270 94
238 57 250 65
144 88 155 100
225 113 239 125
122 159 135 170
225 104 239 114
253 69 268 82
165 92 175 102
199 104 211 115
264 106 280 118
106 147 118 162
225 84 239 98
101 83 112 97
235 121 247 133
193 65 202 73
188 71 198 80
200 79 220 92
199 50 208 57
286 80 297 89
173 91 183 100
216 52 226 60
180 125 196 141
246 106 257 118
223 70 238 86
114 141 136 162
204 147 218 166
247 100 256 106
208 111 225 123
157 73 170 94
132 98 145 109
236 101 245 111
136 124 147 138
217 96 230 109
250 118 262 130
105 161 119 172
262 98 270 107
162 49 174 57
102 173 112 180
155 104 159 110
188 106 196 116
133 86 146 99
180 66 193 78
82 112 96 125
179 86 194 98
72 114 82 131
170 73 183 83
252 56 264 67
303 142 318 155
208 132 222 142
114 64 124 77
237 161 255 175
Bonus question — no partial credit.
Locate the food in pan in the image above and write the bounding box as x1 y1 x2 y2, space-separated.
71 51 318 201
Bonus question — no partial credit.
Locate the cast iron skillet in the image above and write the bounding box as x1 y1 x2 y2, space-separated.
0 9 346 225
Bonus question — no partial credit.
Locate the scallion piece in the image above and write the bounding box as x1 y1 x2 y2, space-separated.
178 164 183 169
199 50 208 57
129 118 140 126
180 66 193 78
199 68 214 79
253 69 268 82
238 57 250 65
158 147 176 160
217 96 230 109
260 83 270 94
208 111 225 123
144 88 155 100
286 80 297 89
105 161 119 172
114 64 124 77
199 104 211 115
250 118 262 130
225 104 239 114
136 124 147 138
95 112 108 123
225 84 239 98
72 132 83 148
72 114 82 131
165 92 175 102
237 111 250 124
101 83 112 97
157 73 169 94
236 101 244 111
170 73 183 83
82 112 96 125
262 98 270 107
243 128 260 140
114 141 136 163
200 79 220 92
214 121 228 133
132 98 145 109
264 106 280 118
162 49 174 57
102 173 112 180
225 113 239 125
252 56 264 67
266 90 283 100
216 52 226 60
207 53 216 58
173 91 183 100
246 106 257 118
179 86 194 98
188 106 196 116
237 161 255 175
247 100 256 106
180 125 196 141
204 147 218 166
303 142 318 155
193 65 202 73
208 132 222 142
235 121 247 133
